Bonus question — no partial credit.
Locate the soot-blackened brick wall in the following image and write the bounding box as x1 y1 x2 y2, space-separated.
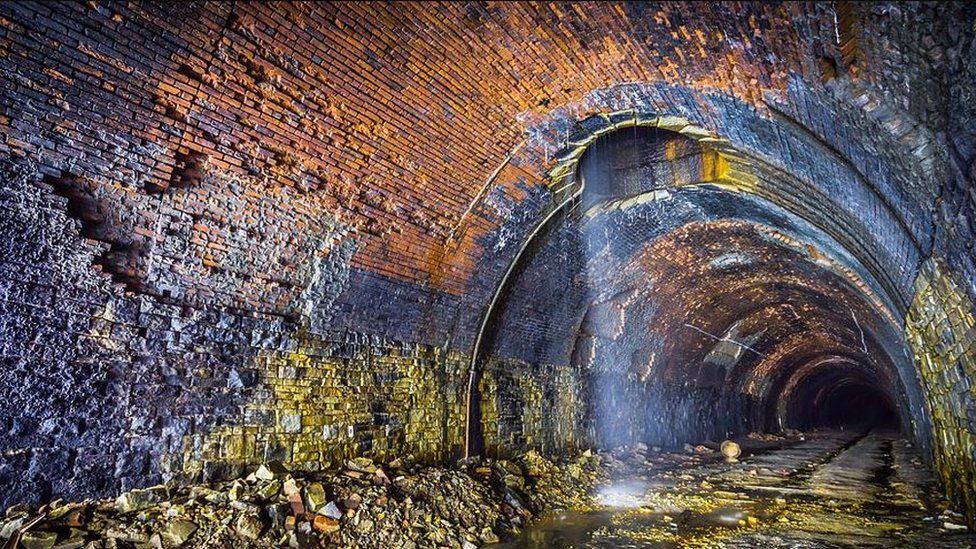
0 156 469 505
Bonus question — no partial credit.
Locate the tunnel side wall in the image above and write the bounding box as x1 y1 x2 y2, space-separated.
907 259 976 521
0 155 472 504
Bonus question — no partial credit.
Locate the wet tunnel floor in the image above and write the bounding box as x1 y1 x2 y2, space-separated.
496 430 976 548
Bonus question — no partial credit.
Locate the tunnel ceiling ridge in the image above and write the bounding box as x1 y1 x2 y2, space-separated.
577 188 904 331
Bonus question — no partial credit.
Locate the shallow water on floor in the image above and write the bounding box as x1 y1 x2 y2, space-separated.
492 509 618 548
493 432 976 548
493 506 773 548
494 475 778 548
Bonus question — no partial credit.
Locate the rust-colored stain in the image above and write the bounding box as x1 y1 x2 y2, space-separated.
0 2 814 306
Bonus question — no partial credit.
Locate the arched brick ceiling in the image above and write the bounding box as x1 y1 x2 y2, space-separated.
2 1 958 347
487 184 903 365
539 216 906 418
607 221 893 368
479 112 927 450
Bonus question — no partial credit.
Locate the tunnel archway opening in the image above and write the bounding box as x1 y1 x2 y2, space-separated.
783 365 903 433
475 119 921 461
811 382 899 431
576 124 705 207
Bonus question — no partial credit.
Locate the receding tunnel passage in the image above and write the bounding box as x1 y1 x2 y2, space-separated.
1 2 975 548
478 123 917 452
809 383 898 430
781 364 901 431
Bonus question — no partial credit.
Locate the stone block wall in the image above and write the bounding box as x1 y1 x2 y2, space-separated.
906 258 976 520
171 338 469 483
479 357 586 457
0 1 488 507
0 156 469 506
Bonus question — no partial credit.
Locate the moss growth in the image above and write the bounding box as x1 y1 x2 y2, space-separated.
173 335 467 482
906 257 976 524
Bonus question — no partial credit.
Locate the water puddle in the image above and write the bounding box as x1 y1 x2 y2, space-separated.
493 477 772 548
494 433 976 548
492 509 617 548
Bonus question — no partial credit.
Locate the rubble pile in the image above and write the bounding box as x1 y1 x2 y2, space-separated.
745 430 802 442
0 452 605 548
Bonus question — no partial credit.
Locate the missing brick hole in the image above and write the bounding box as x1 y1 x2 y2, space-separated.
836 0 859 70
178 63 204 82
95 240 147 292
173 151 209 189
44 173 106 240
44 172 149 293
818 55 840 83
152 92 183 122
147 150 209 193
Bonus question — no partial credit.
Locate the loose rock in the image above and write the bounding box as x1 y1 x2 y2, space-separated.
0 452 607 548
20 531 57 549
235 513 263 540
161 519 197 546
115 486 167 513
721 440 742 461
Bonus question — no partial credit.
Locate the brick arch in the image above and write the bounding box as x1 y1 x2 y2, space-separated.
472 113 926 454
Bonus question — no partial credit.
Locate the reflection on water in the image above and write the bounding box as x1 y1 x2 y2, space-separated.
493 506 764 548
492 477 778 548
594 479 651 508
492 509 617 549
493 433 976 548
494 478 682 548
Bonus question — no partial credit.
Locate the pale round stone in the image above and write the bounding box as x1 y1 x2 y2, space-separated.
721 440 741 461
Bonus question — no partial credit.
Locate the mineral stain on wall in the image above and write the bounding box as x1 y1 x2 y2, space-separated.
907 258 976 523
479 358 587 458
174 336 469 483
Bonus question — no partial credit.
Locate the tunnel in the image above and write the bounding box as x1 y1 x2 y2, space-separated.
0 1 974 547
788 374 899 431
470 122 922 458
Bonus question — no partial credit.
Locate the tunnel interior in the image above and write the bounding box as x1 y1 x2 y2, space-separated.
478 124 914 455
776 357 900 431
0 1 975 546
805 380 898 431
